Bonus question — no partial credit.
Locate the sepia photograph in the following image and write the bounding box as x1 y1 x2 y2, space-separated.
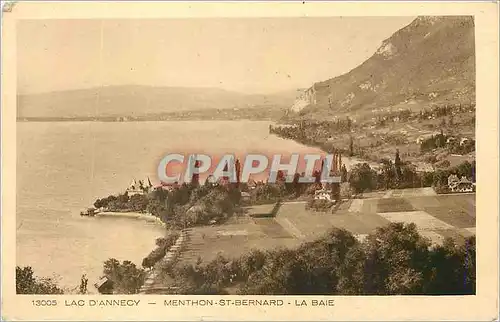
1 1 498 321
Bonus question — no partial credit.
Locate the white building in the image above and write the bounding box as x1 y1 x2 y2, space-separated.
448 175 474 193
127 177 153 196
314 189 334 202
460 137 471 146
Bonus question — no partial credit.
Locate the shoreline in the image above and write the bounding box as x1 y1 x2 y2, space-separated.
268 132 380 170
94 211 167 228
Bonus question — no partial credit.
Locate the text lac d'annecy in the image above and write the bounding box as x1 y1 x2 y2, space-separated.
65 300 141 307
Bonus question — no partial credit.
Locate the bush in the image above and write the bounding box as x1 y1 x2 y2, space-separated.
434 185 451 194
424 154 438 164
421 172 434 187
340 182 353 199
142 231 180 269
306 198 334 212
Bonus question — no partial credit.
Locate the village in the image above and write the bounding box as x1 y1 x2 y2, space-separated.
79 148 475 295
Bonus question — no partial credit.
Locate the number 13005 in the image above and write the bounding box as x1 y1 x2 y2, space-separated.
32 300 57 306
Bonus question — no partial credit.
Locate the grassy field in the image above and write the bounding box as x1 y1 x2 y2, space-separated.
377 198 416 213
176 215 301 266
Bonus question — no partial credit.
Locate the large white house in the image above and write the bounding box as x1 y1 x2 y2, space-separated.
448 174 474 193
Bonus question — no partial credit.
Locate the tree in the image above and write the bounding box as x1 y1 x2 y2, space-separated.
340 182 353 199
349 163 376 193
128 194 149 212
94 198 103 209
239 228 363 295
349 136 354 157
456 161 473 179
94 195 117 209
79 274 89 294
423 236 475 295
399 163 419 188
362 223 430 295
146 198 166 218
471 160 476 182
379 159 395 190
341 165 348 183
117 193 129 204
432 170 449 188
16 266 64 294
394 149 402 181
251 183 283 204
102 258 145 294
437 130 446 148
347 117 352 130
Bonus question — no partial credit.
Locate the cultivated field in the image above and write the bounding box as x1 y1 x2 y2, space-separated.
176 190 476 266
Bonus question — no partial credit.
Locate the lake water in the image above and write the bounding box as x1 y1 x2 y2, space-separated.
17 120 336 292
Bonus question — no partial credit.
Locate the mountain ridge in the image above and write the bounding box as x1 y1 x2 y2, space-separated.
17 85 301 118
291 16 475 120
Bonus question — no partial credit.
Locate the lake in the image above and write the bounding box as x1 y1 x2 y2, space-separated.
17 120 336 292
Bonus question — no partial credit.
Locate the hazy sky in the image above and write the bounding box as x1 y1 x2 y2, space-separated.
17 17 415 95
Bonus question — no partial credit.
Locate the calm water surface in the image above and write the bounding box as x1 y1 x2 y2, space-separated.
17 120 332 291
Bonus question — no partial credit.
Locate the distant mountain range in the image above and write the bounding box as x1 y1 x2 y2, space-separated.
19 16 475 122
291 16 475 120
17 85 302 119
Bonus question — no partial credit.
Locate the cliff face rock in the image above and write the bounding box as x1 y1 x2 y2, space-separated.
293 16 475 118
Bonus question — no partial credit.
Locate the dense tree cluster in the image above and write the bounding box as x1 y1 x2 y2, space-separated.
166 184 240 229
93 193 149 213
165 223 475 295
418 103 475 120
274 102 475 161
348 153 474 194
447 138 476 155
16 266 64 294
420 131 475 155
349 163 377 193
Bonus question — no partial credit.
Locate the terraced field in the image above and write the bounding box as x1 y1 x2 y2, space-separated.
175 191 475 267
